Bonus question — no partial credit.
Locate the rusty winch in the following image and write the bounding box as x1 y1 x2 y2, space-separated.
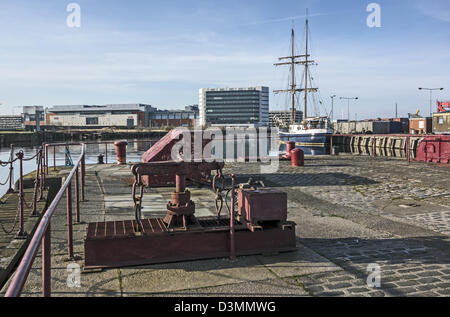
132 161 224 231
84 160 296 269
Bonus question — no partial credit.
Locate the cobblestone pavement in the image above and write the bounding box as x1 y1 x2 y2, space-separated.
223 155 450 297
2 155 449 297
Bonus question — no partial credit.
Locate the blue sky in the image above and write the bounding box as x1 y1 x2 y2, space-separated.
0 0 449 119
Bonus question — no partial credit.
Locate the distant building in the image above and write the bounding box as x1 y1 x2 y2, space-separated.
23 106 45 131
0 115 24 131
372 117 409 134
433 111 450 134
269 110 303 128
149 105 199 128
333 120 402 134
199 87 269 127
46 104 155 129
409 117 432 134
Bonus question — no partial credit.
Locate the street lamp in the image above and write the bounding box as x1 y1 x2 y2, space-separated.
330 95 336 121
418 87 444 116
340 97 358 122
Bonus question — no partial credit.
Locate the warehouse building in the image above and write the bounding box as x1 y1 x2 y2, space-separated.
199 87 269 127
46 104 155 129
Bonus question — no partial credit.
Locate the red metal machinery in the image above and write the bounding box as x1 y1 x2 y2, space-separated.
141 129 214 186
84 161 296 269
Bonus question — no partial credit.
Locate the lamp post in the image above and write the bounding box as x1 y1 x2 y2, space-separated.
330 95 336 121
340 97 358 122
418 87 444 117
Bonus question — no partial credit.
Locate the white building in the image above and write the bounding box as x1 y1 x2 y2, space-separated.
46 104 155 128
199 87 269 127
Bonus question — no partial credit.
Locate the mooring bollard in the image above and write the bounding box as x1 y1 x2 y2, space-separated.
290 148 304 167
114 141 128 165
286 141 295 157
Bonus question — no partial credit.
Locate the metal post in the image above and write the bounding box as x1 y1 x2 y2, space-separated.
372 137 376 158
329 135 332 155
45 145 49 175
39 149 45 201
42 221 51 297
66 182 74 259
75 167 80 223
347 99 350 122
230 174 236 260
7 144 15 193
429 90 432 118
175 174 185 193
16 151 27 238
406 136 411 163
53 146 56 171
31 150 41 217
105 143 108 164
81 153 85 201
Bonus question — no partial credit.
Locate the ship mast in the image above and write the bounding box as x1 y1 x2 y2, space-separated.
304 10 309 119
274 9 317 123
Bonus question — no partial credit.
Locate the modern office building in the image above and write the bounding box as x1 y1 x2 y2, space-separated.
46 104 155 128
199 87 269 127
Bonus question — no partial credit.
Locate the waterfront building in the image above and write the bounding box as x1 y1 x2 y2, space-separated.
409 117 432 134
46 104 155 129
198 87 269 127
149 105 199 128
22 106 45 131
333 120 403 134
0 115 24 131
433 111 450 134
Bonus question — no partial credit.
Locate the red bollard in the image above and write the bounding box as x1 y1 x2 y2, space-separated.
286 141 296 157
281 141 296 160
114 140 128 165
290 148 304 167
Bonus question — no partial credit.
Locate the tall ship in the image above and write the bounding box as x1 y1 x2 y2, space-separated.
274 10 333 148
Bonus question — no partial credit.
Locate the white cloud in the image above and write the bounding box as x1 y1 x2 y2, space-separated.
416 1 450 22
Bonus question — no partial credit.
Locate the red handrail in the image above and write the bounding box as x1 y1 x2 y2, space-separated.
4 143 86 297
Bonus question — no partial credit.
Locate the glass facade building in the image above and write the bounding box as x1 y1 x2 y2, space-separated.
199 87 269 127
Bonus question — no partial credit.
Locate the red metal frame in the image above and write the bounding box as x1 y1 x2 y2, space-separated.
4 143 86 297
84 217 296 269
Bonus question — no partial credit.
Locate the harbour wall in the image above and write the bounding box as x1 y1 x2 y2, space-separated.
0 129 168 147
331 134 425 158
